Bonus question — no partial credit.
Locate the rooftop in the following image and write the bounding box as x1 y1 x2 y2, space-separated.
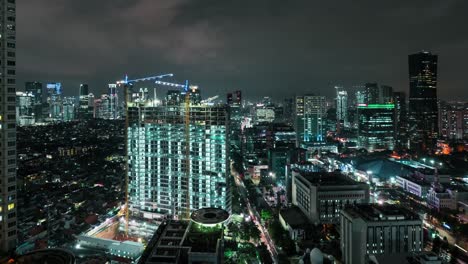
138 219 223 264
296 171 363 186
343 204 421 222
398 175 432 187
190 207 229 226
13 249 76 264
357 159 412 179
280 206 309 228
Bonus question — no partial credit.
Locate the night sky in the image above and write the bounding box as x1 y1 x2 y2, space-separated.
18 0 468 101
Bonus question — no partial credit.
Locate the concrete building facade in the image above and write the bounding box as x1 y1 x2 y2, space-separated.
292 171 369 224
0 0 17 251
341 204 423 264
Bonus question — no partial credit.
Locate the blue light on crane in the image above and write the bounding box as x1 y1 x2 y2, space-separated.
117 73 174 85
154 80 191 92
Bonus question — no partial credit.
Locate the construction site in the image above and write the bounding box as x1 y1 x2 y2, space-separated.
74 73 229 263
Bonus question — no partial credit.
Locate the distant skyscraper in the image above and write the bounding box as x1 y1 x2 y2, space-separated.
25 81 43 104
127 100 230 226
283 98 295 126
365 83 379 104
108 84 118 119
393 91 408 148
62 97 76 122
25 82 44 122
46 83 63 120
16 92 35 126
163 88 202 106
254 104 275 124
408 51 438 150
355 91 366 105
79 83 89 96
439 101 464 140
357 103 396 151
379 85 393 104
336 87 348 129
94 93 119 120
0 0 17 251
295 95 326 144
87 93 95 118
78 84 91 119
227 90 243 148
165 90 182 105
227 90 241 106
47 82 62 98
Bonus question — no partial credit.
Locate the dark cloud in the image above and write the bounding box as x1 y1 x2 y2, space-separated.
17 0 468 101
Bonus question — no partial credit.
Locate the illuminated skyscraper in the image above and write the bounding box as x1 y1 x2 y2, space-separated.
16 92 35 126
25 81 43 104
357 104 395 151
408 51 438 150
62 97 76 122
25 82 44 122
393 91 408 148
79 83 89 96
0 0 17 251
336 87 348 128
78 84 91 119
439 101 464 140
365 83 379 104
46 83 62 120
295 95 326 144
227 90 243 148
355 90 366 105
127 100 230 225
108 84 118 119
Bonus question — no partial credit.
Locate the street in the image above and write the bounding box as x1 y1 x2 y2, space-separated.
232 162 279 263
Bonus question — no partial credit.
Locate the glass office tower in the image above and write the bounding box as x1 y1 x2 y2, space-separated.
408 51 438 151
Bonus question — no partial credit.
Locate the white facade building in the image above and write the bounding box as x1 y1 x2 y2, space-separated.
341 204 423 264
292 171 369 224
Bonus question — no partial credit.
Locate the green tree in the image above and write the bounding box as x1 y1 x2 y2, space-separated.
281 236 296 256
432 236 442 253
261 209 272 222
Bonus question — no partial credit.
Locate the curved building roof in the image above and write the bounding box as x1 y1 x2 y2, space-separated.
190 207 229 225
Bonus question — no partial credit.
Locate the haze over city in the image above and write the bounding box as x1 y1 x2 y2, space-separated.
17 0 468 99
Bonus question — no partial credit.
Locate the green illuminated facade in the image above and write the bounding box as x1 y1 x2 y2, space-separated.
357 104 395 151
127 103 230 221
295 95 326 144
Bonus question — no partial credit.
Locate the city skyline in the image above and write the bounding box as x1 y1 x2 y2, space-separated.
17 0 468 100
4 1 468 263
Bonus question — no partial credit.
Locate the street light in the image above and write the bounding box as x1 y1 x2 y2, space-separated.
430 160 435 165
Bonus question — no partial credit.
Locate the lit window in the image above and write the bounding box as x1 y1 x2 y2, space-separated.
8 203 14 211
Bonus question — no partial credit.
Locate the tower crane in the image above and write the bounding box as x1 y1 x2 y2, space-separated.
116 73 173 236
117 73 174 85
154 79 194 220
201 95 219 104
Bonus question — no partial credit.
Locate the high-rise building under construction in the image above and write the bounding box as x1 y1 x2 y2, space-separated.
127 97 230 224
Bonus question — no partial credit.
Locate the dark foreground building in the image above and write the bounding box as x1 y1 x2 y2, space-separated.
408 51 438 151
138 208 228 264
